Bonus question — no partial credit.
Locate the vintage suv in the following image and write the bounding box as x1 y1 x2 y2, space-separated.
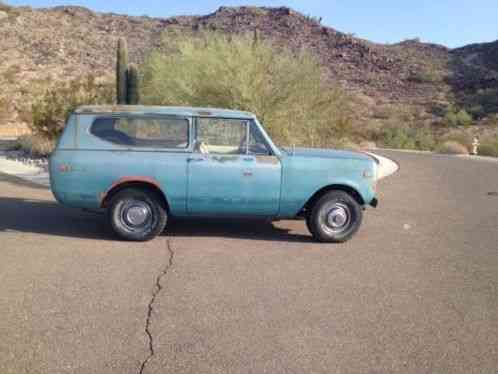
50 106 379 242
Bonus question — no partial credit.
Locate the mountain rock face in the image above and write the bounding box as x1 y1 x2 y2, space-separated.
0 4 497 132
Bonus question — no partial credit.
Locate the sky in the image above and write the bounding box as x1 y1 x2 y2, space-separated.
7 0 498 48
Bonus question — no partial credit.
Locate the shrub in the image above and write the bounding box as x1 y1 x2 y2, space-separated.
478 135 498 157
379 126 415 149
440 133 473 150
16 134 56 157
0 1 20 17
407 69 441 83
141 31 353 147
456 109 473 127
435 141 469 155
30 75 113 140
412 126 436 150
444 106 473 127
0 97 10 122
377 125 434 150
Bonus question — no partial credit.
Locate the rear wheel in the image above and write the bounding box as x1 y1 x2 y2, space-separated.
307 190 363 243
107 188 167 241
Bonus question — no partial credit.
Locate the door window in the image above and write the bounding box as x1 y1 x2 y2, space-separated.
248 122 271 155
195 118 248 155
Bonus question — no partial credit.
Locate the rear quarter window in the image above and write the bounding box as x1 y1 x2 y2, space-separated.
90 116 189 149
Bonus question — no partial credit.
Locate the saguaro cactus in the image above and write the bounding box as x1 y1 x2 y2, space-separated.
116 38 129 104
252 29 260 48
127 64 139 105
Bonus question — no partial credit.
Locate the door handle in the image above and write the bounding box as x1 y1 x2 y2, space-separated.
187 157 205 162
243 171 253 177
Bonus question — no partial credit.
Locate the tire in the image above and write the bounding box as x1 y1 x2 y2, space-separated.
107 188 167 241
307 190 363 243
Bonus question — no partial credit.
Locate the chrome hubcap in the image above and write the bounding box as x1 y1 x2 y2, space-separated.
320 202 351 235
122 201 151 229
327 206 348 229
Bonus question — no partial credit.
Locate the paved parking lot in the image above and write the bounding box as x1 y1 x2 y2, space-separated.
1 151 497 373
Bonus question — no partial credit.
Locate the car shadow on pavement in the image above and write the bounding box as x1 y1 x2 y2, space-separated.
0 197 312 242
0 197 113 240
167 218 312 243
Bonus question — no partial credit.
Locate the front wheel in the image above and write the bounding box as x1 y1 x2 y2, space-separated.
107 188 167 241
307 190 363 243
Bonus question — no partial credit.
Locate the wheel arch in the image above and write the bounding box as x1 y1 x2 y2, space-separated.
301 184 365 215
100 177 170 212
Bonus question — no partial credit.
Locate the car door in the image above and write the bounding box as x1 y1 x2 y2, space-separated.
187 117 281 216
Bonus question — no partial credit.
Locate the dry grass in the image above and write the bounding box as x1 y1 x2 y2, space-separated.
478 135 498 157
435 141 469 155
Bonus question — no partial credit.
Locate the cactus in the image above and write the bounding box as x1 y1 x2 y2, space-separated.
252 29 260 48
116 38 129 104
127 64 139 105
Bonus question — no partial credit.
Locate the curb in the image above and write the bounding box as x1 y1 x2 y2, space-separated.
0 155 50 187
374 148 498 163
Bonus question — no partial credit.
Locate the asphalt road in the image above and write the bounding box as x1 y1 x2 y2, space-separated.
1 151 497 374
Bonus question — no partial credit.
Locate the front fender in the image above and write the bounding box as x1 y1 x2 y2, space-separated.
278 156 377 217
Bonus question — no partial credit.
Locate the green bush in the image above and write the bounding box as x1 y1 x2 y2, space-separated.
379 126 415 149
30 75 113 140
407 69 441 83
141 31 353 147
377 125 435 150
444 106 473 127
456 110 473 127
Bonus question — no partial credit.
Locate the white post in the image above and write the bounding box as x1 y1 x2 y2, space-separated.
472 137 480 155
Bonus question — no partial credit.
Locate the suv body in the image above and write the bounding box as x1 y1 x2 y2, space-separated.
50 106 378 242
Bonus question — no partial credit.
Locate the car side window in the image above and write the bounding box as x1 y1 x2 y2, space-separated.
90 116 189 149
248 122 271 155
195 118 248 155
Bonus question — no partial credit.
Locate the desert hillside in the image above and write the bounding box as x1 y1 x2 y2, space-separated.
0 3 497 134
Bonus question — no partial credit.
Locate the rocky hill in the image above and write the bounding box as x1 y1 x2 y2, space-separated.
0 3 497 134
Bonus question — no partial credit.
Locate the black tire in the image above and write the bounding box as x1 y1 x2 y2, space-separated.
307 190 363 243
107 188 167 241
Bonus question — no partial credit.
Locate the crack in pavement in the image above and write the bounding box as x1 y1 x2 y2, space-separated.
138 239 174 374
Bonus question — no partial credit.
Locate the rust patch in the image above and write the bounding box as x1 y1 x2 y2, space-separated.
75 105 148 114
58 163 73 173
211 155 239 163
100 176 162 205
256 156 280 165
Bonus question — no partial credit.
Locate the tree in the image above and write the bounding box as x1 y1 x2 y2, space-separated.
140 31 352 147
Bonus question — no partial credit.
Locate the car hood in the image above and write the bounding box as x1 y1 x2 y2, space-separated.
283 147 372 161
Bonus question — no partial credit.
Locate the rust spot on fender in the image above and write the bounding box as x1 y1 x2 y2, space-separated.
100 176 161 206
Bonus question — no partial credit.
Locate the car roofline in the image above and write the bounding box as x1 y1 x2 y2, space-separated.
74 105 256 119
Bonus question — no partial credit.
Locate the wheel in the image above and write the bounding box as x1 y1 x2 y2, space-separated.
307 190 363 243
107 188 167 241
